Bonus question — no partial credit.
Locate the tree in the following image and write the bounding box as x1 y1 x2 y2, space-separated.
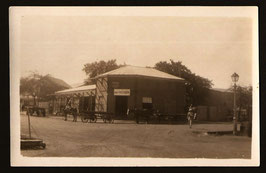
20 72 70 105
154 59 213 108
230 85 252 121
82 59 123 84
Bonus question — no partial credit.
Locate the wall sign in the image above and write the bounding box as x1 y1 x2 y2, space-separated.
114 89 130 96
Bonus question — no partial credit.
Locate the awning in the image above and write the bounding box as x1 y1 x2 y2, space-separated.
55 85 96 97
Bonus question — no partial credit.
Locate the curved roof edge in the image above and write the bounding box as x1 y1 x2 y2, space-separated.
93 65 185 81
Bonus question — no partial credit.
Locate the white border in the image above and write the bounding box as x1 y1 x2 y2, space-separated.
10 6 259 166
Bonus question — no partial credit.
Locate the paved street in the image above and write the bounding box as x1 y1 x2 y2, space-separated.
20 112 251 158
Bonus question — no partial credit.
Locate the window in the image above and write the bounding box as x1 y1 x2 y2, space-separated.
142 97 153 109
142 97 152 103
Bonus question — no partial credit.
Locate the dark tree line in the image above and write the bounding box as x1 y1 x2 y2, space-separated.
230 85 252 121
82 59 124 84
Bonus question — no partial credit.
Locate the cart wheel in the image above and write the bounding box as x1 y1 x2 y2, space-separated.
81 115 89 123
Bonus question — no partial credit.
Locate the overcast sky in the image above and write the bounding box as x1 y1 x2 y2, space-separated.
17 7 256 89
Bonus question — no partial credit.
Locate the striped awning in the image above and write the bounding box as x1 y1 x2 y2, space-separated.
55 85 96 97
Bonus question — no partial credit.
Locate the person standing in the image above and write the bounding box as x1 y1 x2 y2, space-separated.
64 99 72 121
187 104 196 128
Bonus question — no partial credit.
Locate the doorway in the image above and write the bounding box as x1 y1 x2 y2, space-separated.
79 96 95 112
115 96 128 116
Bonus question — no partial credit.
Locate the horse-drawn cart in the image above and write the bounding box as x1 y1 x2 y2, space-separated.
80 111 114 123
26 106 46 117
55 105 65 116
127 108 186 124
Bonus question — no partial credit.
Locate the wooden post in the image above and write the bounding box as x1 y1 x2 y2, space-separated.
27 111 31 139
90 92 93 111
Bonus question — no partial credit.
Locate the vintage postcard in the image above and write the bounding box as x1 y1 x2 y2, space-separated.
10 7 259 166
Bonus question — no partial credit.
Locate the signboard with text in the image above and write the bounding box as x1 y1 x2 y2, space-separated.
114 89 130 96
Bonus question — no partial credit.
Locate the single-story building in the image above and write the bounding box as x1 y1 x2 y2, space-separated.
52 65 186 118
93 65 186 117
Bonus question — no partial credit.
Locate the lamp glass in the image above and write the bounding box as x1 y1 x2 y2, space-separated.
231 73 239 83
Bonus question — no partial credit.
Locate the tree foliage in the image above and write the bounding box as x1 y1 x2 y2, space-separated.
235 86 252 108
230 85 252 121
20 72 70 102
82 59 122 84
154 59 213 107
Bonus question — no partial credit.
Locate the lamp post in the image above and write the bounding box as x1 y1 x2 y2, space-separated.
231 72 239 135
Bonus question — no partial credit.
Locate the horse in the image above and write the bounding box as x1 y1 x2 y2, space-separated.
187 106 197 128
127 108 152 124
64 107 78 122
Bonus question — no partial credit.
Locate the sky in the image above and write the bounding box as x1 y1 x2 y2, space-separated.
17 7 256 89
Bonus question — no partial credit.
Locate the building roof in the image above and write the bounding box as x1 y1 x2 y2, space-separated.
210 88 233 93
70 82 85 88
44 75 71 89
94 65 185 81
55 85 96 95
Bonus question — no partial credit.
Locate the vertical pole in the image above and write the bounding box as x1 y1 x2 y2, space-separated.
27 112 31 139
33 95 36 107
90 93 93 111
233 83 237 135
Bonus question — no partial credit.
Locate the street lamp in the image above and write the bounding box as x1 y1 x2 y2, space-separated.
231 72 239 135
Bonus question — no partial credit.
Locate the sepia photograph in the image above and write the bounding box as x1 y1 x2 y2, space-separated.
10 7 259 166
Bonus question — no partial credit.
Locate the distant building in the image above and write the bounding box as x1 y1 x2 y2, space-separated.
196 88 234 121
44 75 72 89
20 94 35 111
20 75 71 112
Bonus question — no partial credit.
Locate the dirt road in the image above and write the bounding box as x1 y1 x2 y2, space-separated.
20 113 251 158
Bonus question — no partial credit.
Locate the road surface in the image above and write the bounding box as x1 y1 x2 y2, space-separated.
20 113 251 158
